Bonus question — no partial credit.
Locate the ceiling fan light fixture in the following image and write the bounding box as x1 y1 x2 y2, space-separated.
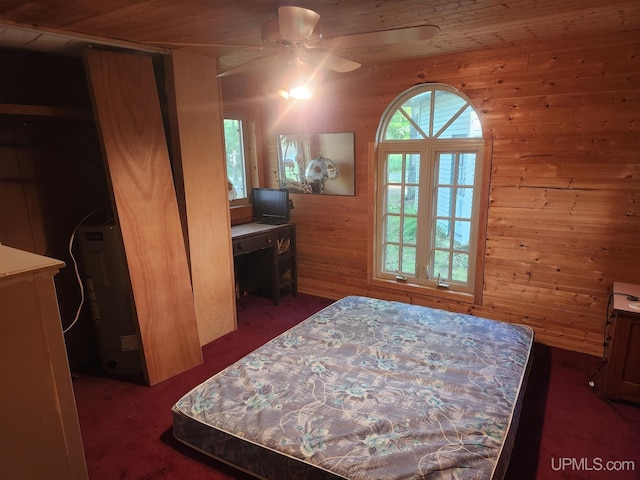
278 57 316 101
277 80 313 101
289 84 313 101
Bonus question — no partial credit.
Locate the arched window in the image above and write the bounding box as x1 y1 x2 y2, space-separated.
374 84 484 299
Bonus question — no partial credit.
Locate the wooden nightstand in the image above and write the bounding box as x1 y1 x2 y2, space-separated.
605 282 640 403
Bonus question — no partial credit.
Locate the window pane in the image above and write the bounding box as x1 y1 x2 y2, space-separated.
386 215 400 242
433 250 450 279
403 91 432 137
469 110 482 138
401 246 416 274
387 186 402 213
405 154 420 184
458 153 476 185
224 119 247 200
452 253 469 281
385 244 399 271
387 154 403 182
456 188 473 218
433 90 467 136
439 105 483 139
404 186 419 214
385 110 411 140
438 154 455 184
435 219 450 248
436 187 453 216
403 217 417 244
454 220 471 250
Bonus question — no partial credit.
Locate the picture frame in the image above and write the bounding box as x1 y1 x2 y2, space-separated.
277 132 355 196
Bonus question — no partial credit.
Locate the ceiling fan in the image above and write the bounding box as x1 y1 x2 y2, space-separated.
151 6 440 78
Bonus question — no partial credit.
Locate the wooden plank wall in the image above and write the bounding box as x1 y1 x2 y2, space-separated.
227 30 640 356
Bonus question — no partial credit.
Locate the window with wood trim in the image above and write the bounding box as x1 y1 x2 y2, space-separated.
224 115 252 205
374 84 484 299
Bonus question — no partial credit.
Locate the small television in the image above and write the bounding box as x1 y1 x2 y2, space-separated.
252 188 290 225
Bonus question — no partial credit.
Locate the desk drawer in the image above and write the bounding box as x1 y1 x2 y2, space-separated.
233 233 273 255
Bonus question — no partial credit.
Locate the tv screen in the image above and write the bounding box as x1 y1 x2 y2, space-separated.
252 188 290 224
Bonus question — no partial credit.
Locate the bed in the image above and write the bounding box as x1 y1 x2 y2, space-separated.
172 296 534 479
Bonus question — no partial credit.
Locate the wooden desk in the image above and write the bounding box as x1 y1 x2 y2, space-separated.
605 281 640 403
231 222 297 305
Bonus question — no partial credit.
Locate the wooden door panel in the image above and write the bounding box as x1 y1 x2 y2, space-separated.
165 51 237 345
84 49 202 385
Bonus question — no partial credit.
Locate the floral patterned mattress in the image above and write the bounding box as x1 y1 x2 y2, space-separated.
172 296 534 480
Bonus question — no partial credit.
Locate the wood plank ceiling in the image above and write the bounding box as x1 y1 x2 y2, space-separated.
0 0 638 76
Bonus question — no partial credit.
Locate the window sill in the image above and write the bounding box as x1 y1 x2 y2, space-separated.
370 277 477 305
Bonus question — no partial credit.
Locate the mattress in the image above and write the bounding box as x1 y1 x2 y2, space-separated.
173 296 534 479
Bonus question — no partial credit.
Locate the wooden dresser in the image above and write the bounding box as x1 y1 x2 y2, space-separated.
0 245 88 479
605 281 640 403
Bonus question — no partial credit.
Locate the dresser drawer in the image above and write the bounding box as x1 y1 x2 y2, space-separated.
233 232 273 255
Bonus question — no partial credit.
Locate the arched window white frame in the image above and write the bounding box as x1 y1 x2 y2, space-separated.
374 84 485 301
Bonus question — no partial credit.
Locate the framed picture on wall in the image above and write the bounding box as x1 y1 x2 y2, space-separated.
277 132 355 196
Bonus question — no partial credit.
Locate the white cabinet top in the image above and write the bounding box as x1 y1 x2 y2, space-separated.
613 281 640 314
0 245 64 281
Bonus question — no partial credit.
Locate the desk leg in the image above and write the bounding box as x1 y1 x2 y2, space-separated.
272 246 280 306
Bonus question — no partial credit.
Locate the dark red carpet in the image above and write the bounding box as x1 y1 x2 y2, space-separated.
72 293 640 479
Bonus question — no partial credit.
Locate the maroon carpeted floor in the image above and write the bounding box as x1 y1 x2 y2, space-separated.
72 293 640 480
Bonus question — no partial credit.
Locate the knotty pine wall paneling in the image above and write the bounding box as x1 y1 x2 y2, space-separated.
84 49 203 385
236 30 640 356
165 50 237 345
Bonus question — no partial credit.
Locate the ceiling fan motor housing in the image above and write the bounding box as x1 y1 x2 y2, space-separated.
261 18 282 45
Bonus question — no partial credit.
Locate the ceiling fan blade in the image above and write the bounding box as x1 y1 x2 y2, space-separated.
217 53 282 77
144 41 264 50
278 6 320 43
300 49 361 73
321 24 440 49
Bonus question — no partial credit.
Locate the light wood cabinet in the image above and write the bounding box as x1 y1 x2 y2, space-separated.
0 245 88 479
605 282 640 404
